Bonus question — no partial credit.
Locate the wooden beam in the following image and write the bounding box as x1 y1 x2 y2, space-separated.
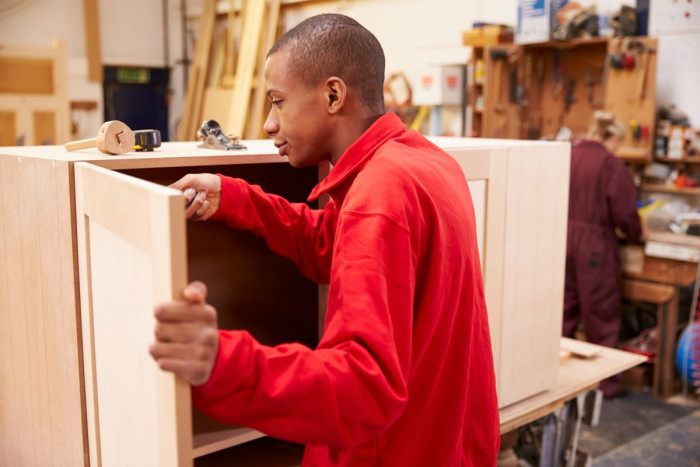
178 0 217 141
82 0 103 82
246 0 281 139
225 0 265 138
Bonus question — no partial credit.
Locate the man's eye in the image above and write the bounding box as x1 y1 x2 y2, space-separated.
271 100 282 106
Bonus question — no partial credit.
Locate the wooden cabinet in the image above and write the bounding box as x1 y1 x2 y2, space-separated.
434 137 570 407
0 137 570 465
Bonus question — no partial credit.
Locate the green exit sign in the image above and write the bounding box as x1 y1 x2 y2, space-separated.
117 68 150 84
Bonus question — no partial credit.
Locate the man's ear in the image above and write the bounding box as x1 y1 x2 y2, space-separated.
325 77 346 114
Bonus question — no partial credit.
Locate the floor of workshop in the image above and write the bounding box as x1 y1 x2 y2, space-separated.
582 389 700 466
513 387 700 466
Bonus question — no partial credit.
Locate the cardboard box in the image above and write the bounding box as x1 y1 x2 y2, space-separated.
516 0 569 44
412 66 464 106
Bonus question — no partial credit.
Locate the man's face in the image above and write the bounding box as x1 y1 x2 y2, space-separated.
263 50 332 168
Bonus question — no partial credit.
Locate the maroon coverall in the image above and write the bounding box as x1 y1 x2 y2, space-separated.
563 140 642 397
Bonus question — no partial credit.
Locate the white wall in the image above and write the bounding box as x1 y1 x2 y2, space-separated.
0 0 185 140
2 0 699 140
650 0 700 128
284 0 517 90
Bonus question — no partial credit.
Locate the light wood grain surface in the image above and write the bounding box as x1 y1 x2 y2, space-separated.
500 340 647 433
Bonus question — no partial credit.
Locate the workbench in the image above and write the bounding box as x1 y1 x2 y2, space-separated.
621 232 699 400
499 338 646 467
501 338 646 432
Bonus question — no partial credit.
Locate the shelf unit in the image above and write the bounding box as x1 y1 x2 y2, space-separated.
642 153 700 198
466 37 658 162
654 156 700 164
642 183 700 196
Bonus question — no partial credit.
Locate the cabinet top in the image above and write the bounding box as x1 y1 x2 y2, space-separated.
0 138 570 170
0 140 280 165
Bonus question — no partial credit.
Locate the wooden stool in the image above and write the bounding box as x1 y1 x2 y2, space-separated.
622 279 676 399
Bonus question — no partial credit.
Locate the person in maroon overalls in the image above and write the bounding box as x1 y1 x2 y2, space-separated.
564 111 643 398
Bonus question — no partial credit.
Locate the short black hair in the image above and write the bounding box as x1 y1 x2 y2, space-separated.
268 13 385 115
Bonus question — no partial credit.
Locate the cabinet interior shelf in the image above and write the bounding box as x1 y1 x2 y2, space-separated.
192 427 265 458
641 183 700 195
654 156 700 164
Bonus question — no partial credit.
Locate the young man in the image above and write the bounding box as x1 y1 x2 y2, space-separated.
150 13 499 465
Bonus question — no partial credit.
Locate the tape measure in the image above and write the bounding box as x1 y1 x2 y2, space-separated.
133 129 162 151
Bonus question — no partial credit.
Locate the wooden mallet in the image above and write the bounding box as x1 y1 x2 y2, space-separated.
64 120 136 155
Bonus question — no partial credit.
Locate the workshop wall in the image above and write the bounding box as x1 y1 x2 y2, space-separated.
649 1 700 128
0 0 183 140
1 0 698 140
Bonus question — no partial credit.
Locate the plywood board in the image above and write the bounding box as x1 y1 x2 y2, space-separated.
500 340 647 433
560 337 601 358
499 142 569 407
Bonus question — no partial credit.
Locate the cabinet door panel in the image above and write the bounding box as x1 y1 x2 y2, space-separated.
75 162 192 466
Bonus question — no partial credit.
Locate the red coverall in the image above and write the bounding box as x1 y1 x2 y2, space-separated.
563 140 642 397
191 113 500 465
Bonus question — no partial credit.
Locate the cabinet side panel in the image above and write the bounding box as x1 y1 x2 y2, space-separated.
16 156 52 463
499 144 569 407
0 155 85 465
0 154 31 466
33 158 85 465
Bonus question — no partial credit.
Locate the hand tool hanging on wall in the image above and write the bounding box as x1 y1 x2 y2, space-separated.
564 79 577 113
490 48 508 112
585 66 604 107
64 120 136 155
552 51 564 98
630 41 656 100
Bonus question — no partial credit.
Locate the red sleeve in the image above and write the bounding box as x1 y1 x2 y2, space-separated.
211 174 335 283
191 211 414 446
606 158 642 242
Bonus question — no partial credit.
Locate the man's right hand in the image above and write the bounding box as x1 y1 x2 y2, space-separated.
170 173 222 221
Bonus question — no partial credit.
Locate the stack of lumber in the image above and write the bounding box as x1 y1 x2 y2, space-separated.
178 0 281 141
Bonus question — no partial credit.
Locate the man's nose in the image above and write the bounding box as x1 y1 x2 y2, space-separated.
263 109 278 137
